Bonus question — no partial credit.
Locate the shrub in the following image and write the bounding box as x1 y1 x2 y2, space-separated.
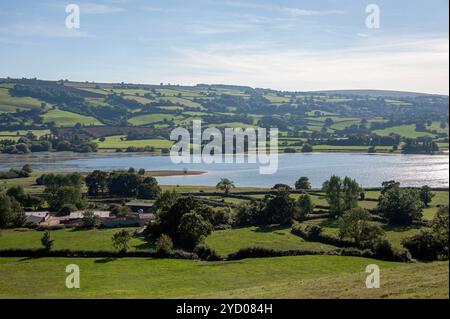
41 231 54 251
155 234 173 253
111 229 132 252
371 238 412 262
227 247 337 261
402 231 443 261
194 244 222 261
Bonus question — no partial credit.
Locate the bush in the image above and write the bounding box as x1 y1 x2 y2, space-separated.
402 231 444 261
227 246 337 261
291 223 358 248
194 244 222 261
155 234 173 253
371 238 412 262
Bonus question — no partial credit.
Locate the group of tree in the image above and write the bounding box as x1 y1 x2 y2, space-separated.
322 175 362 216
37 173 85 212
146 194 214 250
0 164 32 180
85 168 161 199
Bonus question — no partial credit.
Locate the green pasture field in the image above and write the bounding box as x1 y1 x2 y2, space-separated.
0 228 150 251
0 87 46 113
374 124 435 138
42 109 103 127
0 256 446 298
95 135 172 149
128 113 179 126
205 225 337 256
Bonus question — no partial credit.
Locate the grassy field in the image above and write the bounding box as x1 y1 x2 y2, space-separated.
0 228 151 251
0 256 446 298
95 135 173 150
205 225 336 256
374 124 435 138
42 109 103 127
0 87 45 113
128 113 179 126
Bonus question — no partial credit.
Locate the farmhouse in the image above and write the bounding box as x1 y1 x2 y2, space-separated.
25 212 49 225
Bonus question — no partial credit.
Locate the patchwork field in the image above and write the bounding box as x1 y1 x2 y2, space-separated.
42 109 103 127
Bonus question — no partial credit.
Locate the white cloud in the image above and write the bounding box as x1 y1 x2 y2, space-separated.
162 36 449 94
80 3 125 14
0 22 90 38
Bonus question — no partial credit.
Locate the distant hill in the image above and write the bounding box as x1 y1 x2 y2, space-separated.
310 89 444 98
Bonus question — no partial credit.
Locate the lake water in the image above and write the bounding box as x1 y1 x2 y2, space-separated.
0 152 448 188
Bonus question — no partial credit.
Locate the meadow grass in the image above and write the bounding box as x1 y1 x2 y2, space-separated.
128 113 179 126
0 228 151 251
0 255 418 298
205 225 337 256
95 135 172 149
374 124 435 138
42 109 103 127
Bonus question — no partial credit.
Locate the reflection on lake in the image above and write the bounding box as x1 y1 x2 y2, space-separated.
0 152 448 188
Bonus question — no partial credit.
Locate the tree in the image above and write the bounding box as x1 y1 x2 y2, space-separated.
153 190 179 213
137 177 161 199
342 177 362 211
112 230 132 252
378 186 422 226
107 171 142 197
338 207 384 247
216 178 235 195
110 204 132 217
419 185 435 207
177 212 213 249
295 177 311 190
0 193 22 228
81 210 100 229
263 190 297 225
322 175 344 215
41 231 54 251
47 186 84 212
85 170 108 196
297 194 315 220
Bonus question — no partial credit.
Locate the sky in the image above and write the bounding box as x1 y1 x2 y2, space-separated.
0 0 448 94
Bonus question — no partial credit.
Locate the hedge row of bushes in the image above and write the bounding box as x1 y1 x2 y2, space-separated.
291 224 412 262
227 247 338 260
226 245 411 262
291 224 358 248
0 248 196 260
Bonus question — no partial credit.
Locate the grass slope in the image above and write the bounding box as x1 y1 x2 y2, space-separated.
0 255 428 299
42 109 103 127
206 225 336 256
0 228 151 251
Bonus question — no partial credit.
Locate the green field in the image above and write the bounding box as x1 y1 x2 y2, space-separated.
42 109 103 127
374 125 435 138
0 228 151 251
0 87 45 113
206 225 336 256
128 113 178 126
95 135 172 150
0 256 446 298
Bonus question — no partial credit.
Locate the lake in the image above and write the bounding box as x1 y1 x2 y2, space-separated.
0 152 448 188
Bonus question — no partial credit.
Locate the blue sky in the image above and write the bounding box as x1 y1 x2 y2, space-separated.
0 0 448 93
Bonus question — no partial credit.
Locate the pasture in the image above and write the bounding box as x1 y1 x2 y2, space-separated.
0 256 446 298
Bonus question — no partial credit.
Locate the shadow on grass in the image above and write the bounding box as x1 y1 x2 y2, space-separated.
94 257 117 263
253 225 288 233
133 241 155 250
382 225 422 233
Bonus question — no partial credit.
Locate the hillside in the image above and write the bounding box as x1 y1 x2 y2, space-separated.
0 78 448 154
